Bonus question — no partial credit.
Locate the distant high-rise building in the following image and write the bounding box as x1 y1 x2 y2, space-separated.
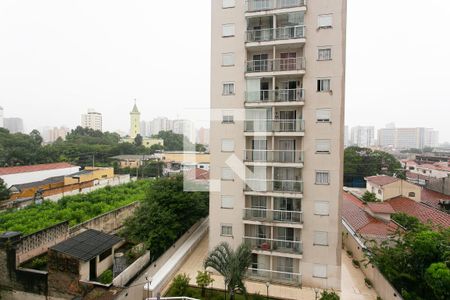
150 117 172 136
0 106 4 128
4 117 24 133
130 102 141 139
81 109 102 132
350 126 375 147
378 126 439 149
344 125 349 147
196 127 210 145
42 126 70 143
173 119 196 143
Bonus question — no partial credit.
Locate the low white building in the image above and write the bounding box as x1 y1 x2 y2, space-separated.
0 162 80 187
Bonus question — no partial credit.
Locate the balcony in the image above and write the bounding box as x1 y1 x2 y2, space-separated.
247 268 302 285
244 119 305 133
243 208 303 224
245 88 305 104
246 57 306 74
246 0 306 12
244 236 303 254
246 25 305 43
244 150 304 164
244 179 303 193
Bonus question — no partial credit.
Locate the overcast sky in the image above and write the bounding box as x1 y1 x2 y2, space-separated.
0 0 449 142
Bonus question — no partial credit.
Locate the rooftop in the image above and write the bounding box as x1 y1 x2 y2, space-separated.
9 176 64 191
110 155 154 161
365 175 400 186
50 229 123 261
366 202 395 214
421 188 450 210
0 162 77 176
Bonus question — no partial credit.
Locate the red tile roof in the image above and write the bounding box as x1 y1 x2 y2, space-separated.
342 192 399 238
0 163 76 176
387 197 450 228
421 188 450 210
365 175 400 186
185 168 209 180
405 171 429 181
367 202 395 214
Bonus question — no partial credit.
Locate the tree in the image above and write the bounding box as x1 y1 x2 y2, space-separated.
0 178 10 201
195 143 207 152
171 273 191 296
134 134 143 146
29 129 43 146
196 270 214 297
203 242 252 300
425 263 450 300
361 191 378 202
153 131 194 151
320 291 340 300
392 213 422 231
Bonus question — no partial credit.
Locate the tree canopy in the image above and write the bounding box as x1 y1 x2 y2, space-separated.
0 178 10 200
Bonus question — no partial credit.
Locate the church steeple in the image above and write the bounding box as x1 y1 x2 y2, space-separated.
129 99 141 138
131 99 140 114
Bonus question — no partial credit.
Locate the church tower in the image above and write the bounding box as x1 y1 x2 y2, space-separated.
130 100 140 138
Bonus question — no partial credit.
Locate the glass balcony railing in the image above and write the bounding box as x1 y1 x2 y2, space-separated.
246 0 307 12
244 150 304 164
246 57 306 73
243 208 303 223
244 179 303 193
246 25 305 42
244 119 305 133
247 268 302 285
245 88 305 103
243 236 303 254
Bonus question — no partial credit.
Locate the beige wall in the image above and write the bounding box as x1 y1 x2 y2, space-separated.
209 0 346 293
367 180 421 202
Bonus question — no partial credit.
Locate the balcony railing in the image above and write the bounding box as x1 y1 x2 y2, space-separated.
244 236 303 254
244 119 305 133
244 179 303 193
244 150 304 163
243 208 303 223
247 268 302 285
246 25 305 42
245 88 305 103
246 0 306 12
246 57 306 73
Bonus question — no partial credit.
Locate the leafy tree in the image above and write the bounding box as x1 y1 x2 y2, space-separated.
392 213 422 231
424 263 450 300
361 191 378 202
203 242 252 300
29 129 43 146
195 144 207 152
196 270 214 297
320 291 340 300
134 134 143 146
171 273 191 296
122 176 208 259
153 131 194 151
0 178 10 200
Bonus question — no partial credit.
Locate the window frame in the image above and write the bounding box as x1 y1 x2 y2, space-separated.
314 201 330 216
316 108 332 123
221 195 234 209
222 0 235 9
222 52 235 66
222 23 236 37
221 139 235 152
220 224 233 237
318 14 333 29
221 167 234 181
317 79 331 92
313 264 328 278
318 48 332 61
316 139 331 154
315 170 330 185
313 231 329 246
222 82 235 96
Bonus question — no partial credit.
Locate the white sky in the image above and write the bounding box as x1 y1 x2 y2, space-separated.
0 0 449 142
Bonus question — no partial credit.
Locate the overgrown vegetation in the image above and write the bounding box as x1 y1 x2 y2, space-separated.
196 271 214 297
0 180 149 235
0 178 10 200
165 285 278 300
98 269 113 284
171 273 191 296
122 176 208 259
367 216 450 300
361 191 378 203
391 212 422 231
320 291 340 300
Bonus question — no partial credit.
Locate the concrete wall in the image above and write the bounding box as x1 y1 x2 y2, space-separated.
113 250 151 287
368 180 421 202
342 222 403 300
426 175 450 196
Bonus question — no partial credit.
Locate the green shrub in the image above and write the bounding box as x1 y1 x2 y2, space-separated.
362 191 378 203
320 290 340 300
172 273 191 296
98 269 113 284
30 256 48 269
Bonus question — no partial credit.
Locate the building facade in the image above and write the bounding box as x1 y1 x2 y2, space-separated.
81 109 102 132
130 102 141 139
350 126 375 147
4 117 24 134
209 0 346 291
42 126 70 143
378 127 439 149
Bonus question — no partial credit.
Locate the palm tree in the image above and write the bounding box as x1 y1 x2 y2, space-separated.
204 242 252 300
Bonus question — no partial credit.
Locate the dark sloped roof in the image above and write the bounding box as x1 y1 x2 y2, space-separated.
9 176 64 191
50 229 123 261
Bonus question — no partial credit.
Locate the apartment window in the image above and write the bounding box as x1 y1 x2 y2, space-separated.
222 0 235 8
317 79 331 92
314 231 329 246
316 108 331 123
221 167 234 181
222 52 235 66
315 171 330 185
318 48 332 61
222 82 235 95
221 196 234 209
221 139 235 152
313 264 328 278
222 24 235 37
409 192 416 197
222 110 234 124
314 201 330 216
221 224 233 236
316 139 331 154
318 14 333 28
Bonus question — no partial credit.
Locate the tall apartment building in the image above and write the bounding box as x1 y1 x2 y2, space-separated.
0 106 4 128
173 119 196 143
81 109 102 132
42 126 70 143
350 126 375 148
378 127 439 149
210 0 346 291
4 117 24 133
